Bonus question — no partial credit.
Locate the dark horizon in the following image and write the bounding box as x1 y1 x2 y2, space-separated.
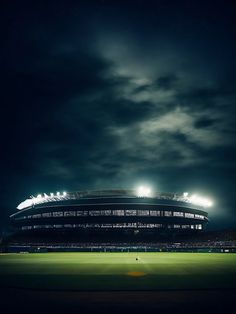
1 0 236 232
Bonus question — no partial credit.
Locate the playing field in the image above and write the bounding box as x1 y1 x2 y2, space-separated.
0 252 236 290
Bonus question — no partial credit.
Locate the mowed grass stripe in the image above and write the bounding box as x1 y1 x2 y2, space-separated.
0 252 236 290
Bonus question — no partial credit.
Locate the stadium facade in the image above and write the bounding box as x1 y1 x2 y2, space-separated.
10 189 209 237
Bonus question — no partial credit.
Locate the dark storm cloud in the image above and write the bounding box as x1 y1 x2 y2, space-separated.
154 74 179 91
132 74 179 94
194 118 219 129
1 0 236 229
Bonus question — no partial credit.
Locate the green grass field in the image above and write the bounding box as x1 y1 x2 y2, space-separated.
0 252 236 290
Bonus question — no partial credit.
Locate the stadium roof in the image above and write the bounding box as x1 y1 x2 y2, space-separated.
16 189 213 210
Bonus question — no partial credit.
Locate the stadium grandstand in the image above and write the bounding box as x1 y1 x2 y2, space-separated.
10 188 210 234
4 188 235 252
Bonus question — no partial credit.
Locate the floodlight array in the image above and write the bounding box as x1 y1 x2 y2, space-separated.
16 189 213 210
17 191 69 210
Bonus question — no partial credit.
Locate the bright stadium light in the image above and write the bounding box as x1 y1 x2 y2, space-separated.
183 192 188 197
37 194 42 198
50 192 54 197
188 194 213 208
17 199 34 210
63 191 67 196
56 192 60 196
136 186 152 197
207 200 213 207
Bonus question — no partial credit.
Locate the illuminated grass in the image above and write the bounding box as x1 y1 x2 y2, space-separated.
0 252 236 290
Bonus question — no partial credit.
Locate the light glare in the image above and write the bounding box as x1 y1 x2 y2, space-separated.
188 194 213 207
17 199 33 210
136 186 152 197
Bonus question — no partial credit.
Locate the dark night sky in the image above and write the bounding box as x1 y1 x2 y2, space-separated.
1 0 236 231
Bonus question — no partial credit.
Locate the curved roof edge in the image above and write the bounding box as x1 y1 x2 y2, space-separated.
15 189 213 211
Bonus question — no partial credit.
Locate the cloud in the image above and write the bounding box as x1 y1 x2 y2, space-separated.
154 74 179 90
1 1 236 230
18 45 235 184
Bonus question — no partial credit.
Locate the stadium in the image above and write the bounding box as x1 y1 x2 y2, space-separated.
10 188 209 237
1 188 236 314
